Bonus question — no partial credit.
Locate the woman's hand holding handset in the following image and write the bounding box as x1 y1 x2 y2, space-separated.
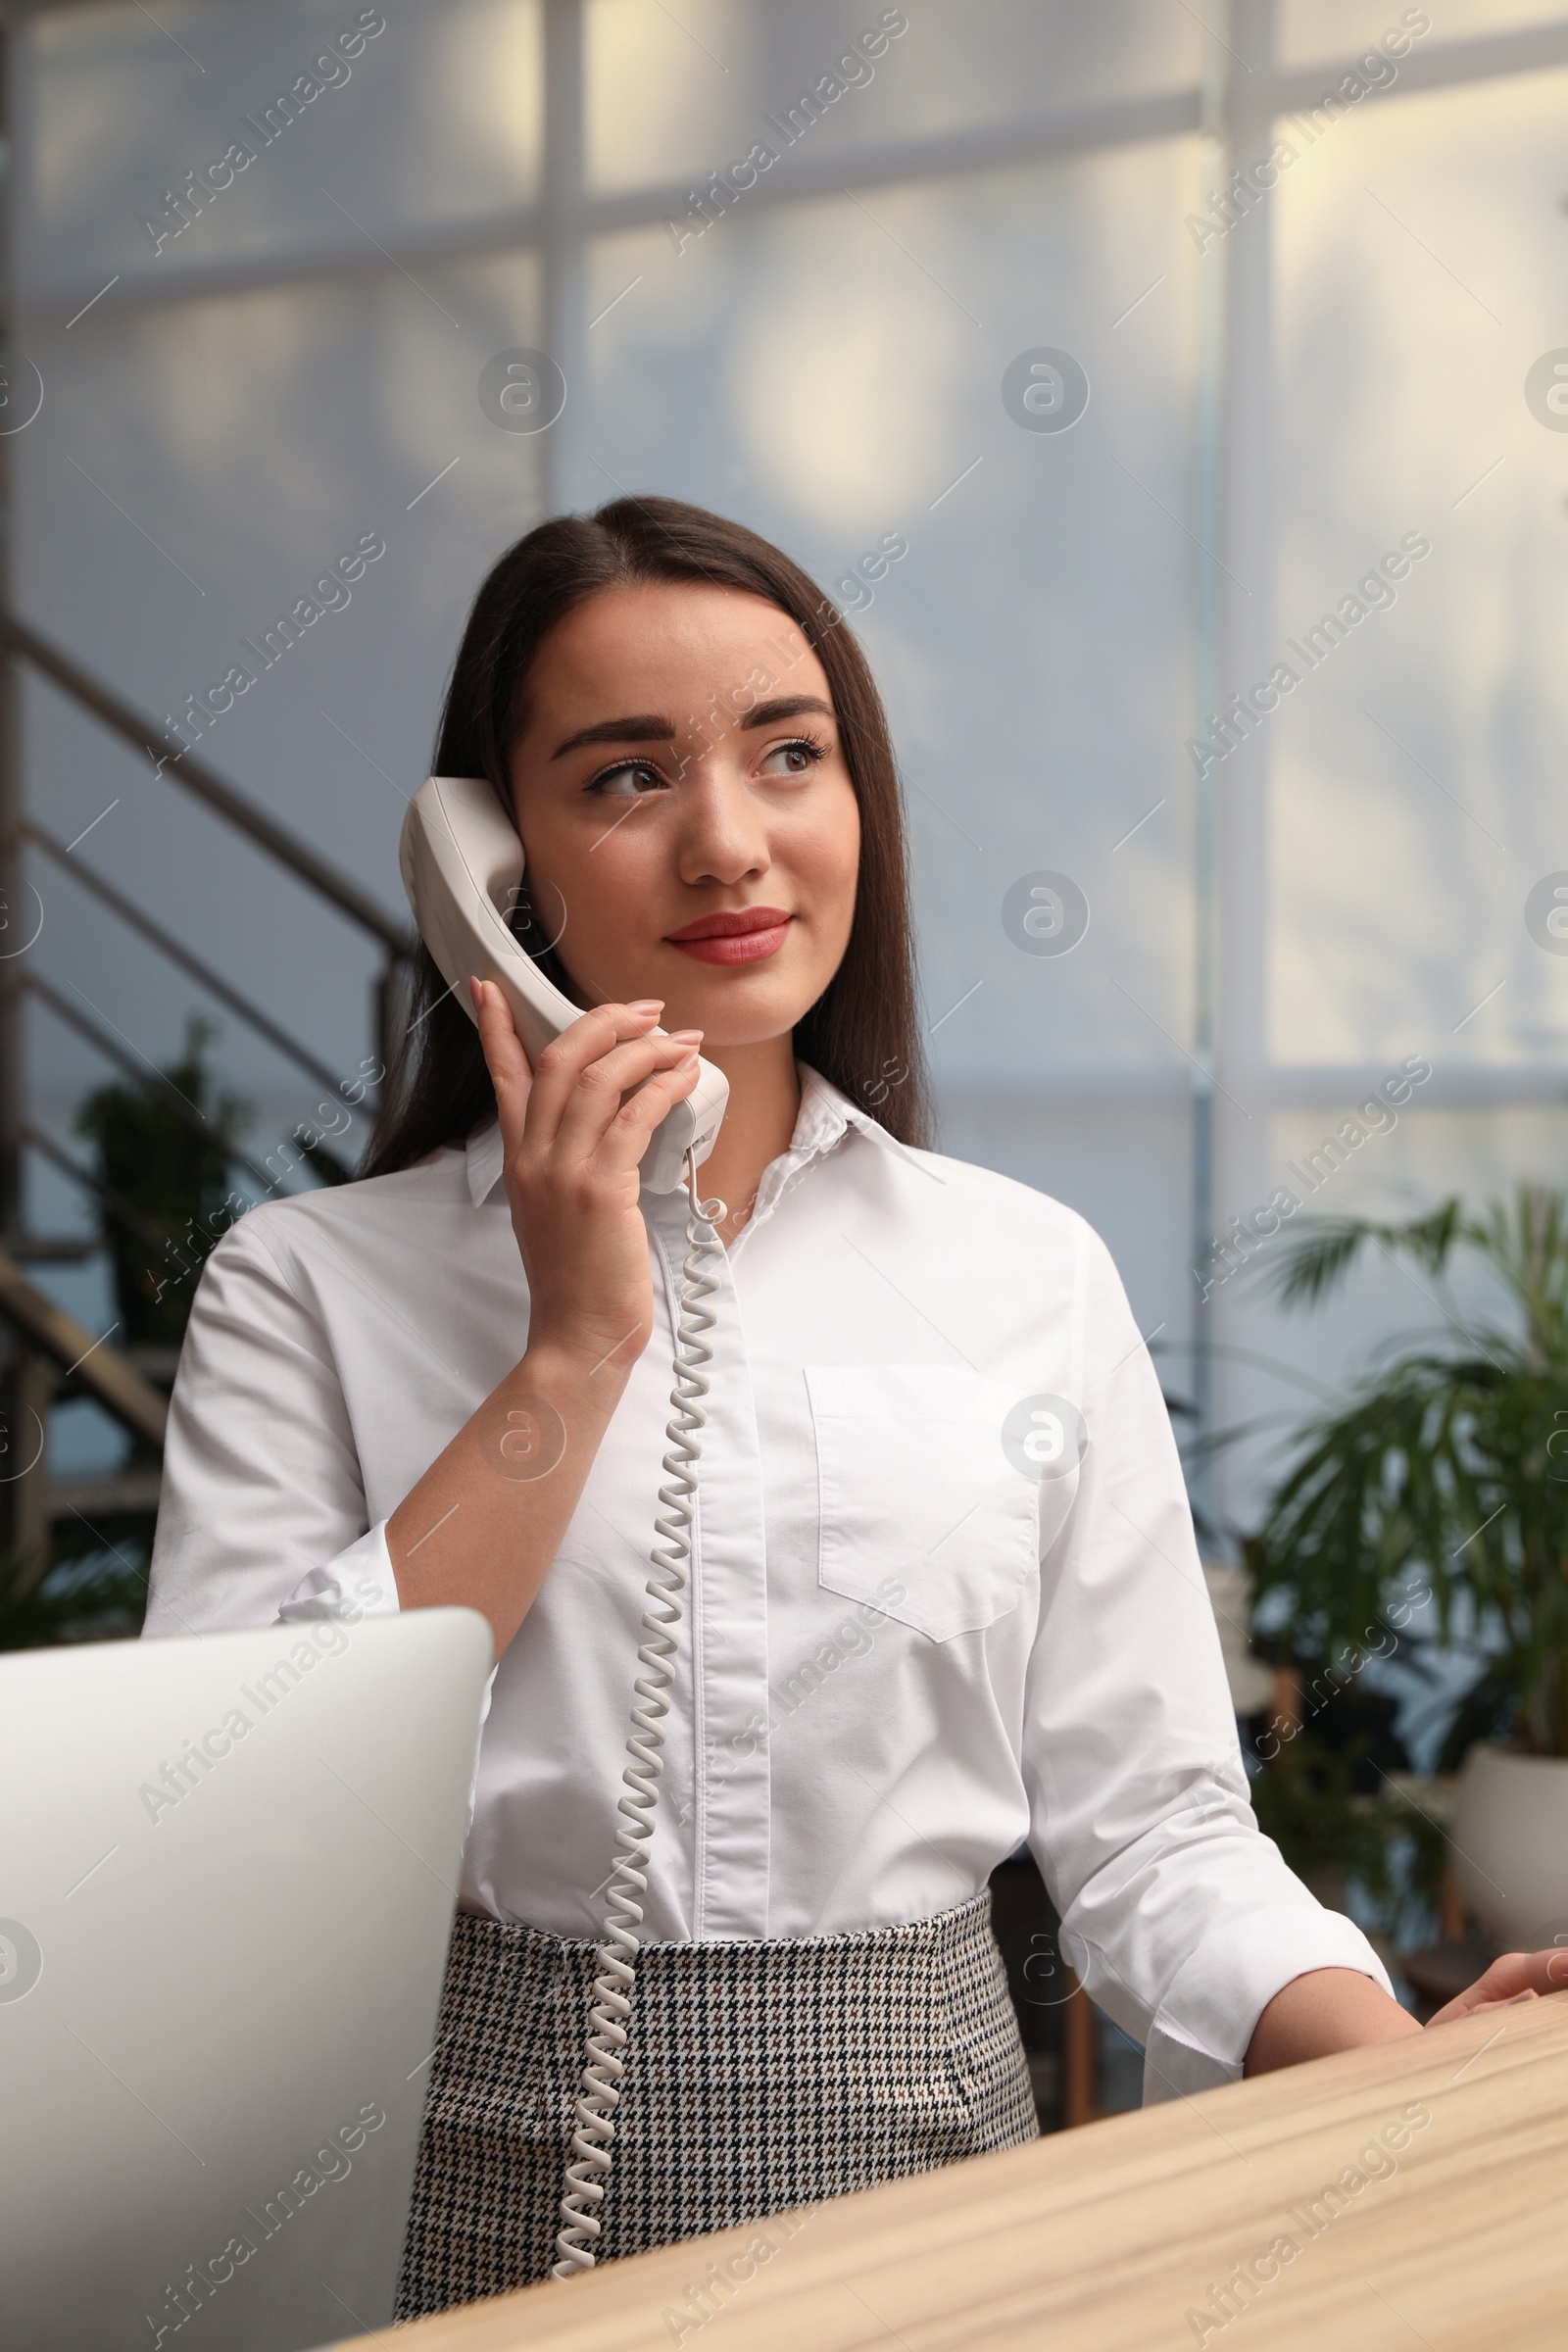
384 986 705 1656
472 984 703 1378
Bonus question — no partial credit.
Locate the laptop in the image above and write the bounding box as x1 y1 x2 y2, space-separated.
0 1607 493 2352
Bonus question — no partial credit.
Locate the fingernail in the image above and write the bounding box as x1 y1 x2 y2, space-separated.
629 999 663 1013
669 1029 703 1043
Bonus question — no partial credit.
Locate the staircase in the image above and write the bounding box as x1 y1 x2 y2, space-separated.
0 614 413 1620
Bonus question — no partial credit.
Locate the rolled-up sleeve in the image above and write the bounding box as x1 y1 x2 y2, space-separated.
143 1213 401 1638
1021 1218 1393 2103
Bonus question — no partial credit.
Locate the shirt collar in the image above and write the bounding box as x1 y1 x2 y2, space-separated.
462 1061 918 1211
790 1062 916 1164
465 1118 507 1206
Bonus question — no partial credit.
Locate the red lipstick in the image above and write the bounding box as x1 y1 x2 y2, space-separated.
663 906 793 966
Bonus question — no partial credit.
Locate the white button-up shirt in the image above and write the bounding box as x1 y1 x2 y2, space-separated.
144 1065 1389 2101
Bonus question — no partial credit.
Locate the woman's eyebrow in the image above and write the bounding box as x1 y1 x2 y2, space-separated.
550 693 835 760
551 712 676 760
739 695 835 730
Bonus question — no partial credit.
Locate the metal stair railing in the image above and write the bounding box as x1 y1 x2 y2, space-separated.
23 1124 182 1262
0 1247 169 1448
22 971 320 1200
24 819 359 1102
0 615 416 1572
0 1239 171 1602
5 616 408 955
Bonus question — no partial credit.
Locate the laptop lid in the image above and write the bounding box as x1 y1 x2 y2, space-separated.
0 1607 492 2352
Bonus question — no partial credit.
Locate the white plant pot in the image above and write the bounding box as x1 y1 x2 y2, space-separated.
1449 1742 1568 1951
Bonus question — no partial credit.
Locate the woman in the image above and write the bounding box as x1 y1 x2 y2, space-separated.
144 495 1562 2318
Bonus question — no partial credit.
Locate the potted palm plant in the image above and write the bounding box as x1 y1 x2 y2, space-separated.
1244 1186 1568 1949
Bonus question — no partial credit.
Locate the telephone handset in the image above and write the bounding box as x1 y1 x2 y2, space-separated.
399 774 729 1193
399 769 725 2278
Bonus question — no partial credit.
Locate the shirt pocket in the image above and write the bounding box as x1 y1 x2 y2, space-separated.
805 1365 1044 1642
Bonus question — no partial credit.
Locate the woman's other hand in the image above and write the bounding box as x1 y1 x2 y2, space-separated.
471 980 703 1383
1246 1944 1568 2076
1427 1945 1568 2029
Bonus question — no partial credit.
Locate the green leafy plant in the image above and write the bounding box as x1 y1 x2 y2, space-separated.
74 1016 252 1346
0 1544 149 1648
1249 1186 1568 1762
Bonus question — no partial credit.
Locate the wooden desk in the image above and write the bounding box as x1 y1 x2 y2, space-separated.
333 1992 1568 2351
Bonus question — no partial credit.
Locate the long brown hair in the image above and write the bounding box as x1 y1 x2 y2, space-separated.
362 494 929 1177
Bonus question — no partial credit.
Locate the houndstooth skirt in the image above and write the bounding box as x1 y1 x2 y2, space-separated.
393 1887 1037 2321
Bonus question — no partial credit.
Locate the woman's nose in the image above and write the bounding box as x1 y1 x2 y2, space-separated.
674 771 769 885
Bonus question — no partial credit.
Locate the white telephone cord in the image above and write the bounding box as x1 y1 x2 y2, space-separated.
553 1152 726 2278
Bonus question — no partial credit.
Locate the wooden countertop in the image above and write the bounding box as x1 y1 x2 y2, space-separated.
331 1991 1568 2351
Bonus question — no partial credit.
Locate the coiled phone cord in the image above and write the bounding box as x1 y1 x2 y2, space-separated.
553 1152 727 2278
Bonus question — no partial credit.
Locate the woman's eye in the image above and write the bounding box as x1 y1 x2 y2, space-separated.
589 760 665 797
760 738 825 777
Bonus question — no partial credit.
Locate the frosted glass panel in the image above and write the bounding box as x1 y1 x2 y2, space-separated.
584 0 1202 199
576 138 1205 1097
21 0 543 297
1279 0 1567 70
1271 67 1568 1070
